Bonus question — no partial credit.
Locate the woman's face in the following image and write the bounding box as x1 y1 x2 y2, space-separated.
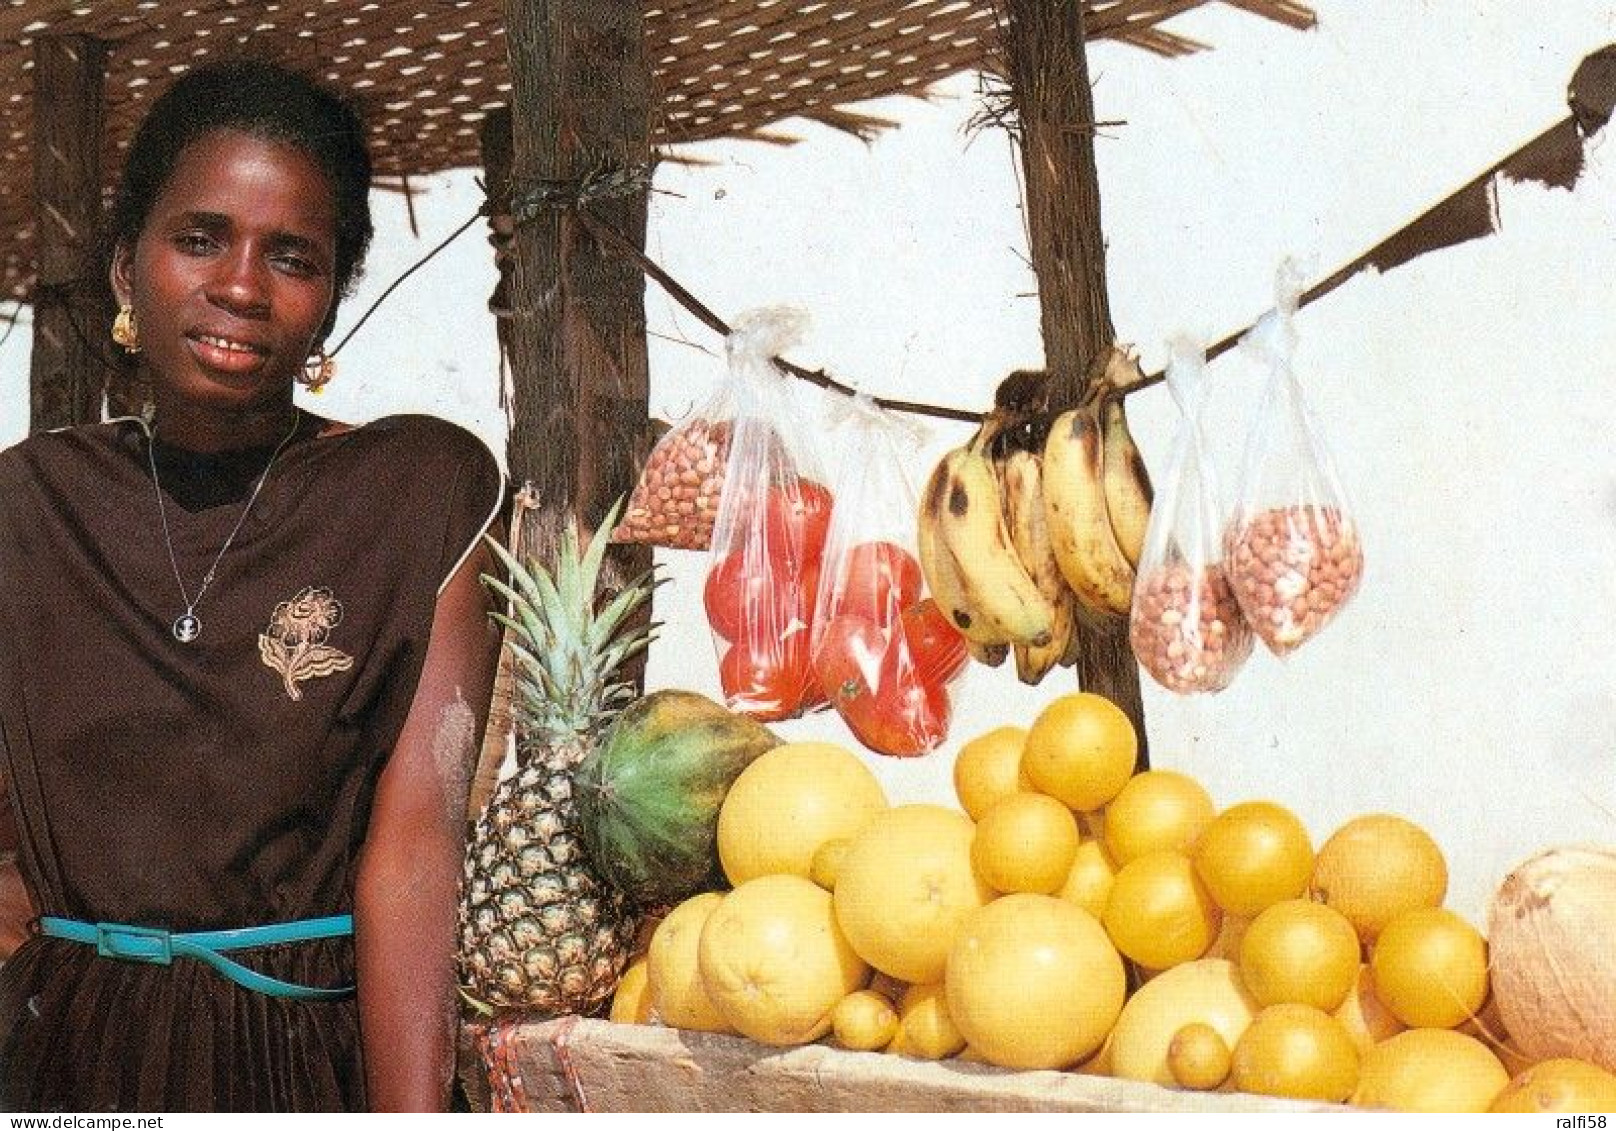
112 129 338 416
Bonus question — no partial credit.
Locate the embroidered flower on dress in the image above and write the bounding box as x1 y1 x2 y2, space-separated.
259 586 354 701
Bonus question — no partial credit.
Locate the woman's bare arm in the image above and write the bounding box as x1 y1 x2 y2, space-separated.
0 782 34 959
354 540 500 1111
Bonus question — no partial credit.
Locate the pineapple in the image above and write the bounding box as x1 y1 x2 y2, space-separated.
458 505 656 1013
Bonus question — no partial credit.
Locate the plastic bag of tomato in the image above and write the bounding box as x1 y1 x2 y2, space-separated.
702 308 835 722
808 397 968 757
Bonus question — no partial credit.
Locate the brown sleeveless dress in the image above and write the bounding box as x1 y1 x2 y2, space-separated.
0 413 502 1112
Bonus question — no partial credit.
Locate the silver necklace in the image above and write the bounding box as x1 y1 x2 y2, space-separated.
146 409 302 644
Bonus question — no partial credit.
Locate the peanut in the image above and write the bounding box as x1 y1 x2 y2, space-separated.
1225 505 1362 656
1130 559 1253 694
612 418 733 549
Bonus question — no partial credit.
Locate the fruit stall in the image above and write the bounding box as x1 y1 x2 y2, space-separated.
6 0 1616 1117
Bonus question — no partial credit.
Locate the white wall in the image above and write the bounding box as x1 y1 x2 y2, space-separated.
4 0 1614 924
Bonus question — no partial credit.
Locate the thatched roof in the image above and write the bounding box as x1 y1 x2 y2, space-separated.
0 0 1314 302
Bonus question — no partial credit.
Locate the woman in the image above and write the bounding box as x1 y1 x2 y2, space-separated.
0 60 504 1111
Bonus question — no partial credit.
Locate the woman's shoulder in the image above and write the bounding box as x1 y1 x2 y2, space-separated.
340 414 505 534
339 415 505 584
346 413 498 473
0 418 140 481
0 420 142 529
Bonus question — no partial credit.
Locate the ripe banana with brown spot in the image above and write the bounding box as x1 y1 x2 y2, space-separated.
965 636 1011 668
997 447 1078 685
1100 396 1153 570
917 452 1010 664
933 445 1056 648
1042 403 1136 619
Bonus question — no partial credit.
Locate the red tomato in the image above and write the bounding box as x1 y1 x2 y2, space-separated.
798 668 830 714
900 598 969 686
830 541 924 627
719 633 813 722
812 613 890 711
796 557 823 623
704 550 816 643
814 612 951 757
863 668 950 757
763 479 834 568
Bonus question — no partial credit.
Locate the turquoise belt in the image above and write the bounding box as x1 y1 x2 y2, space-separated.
39 914 355 1001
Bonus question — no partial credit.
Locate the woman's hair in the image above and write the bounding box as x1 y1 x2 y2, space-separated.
107 59 375 317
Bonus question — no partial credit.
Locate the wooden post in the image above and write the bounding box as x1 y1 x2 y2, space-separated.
29 35 110 433
500 1 653 561
479 107 516 374
1000 0 1148 767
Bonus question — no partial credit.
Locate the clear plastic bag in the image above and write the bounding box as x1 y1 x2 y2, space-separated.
1226 263 1365 656
701 307 834 720
810 395 963 756
613 406 733 550
1130 338 1254 694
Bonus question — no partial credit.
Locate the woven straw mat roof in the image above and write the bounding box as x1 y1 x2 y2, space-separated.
0 0 1314 303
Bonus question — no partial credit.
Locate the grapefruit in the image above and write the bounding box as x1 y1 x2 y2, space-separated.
716 741 888 885
833 805 993 984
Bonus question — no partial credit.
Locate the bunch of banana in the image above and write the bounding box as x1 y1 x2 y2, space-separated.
916 424 1056 672
1041 349 1154 621
994 445 1080 685
915 347 1155 684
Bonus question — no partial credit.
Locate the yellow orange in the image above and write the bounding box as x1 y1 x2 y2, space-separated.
971 791 1080 895
1238 899 1360 1012
1370 906 1488 1029
1021 693 1137 812
1353 1028 1509 1113
1057 838 1117 920
833 805 993 984
1109 958 1259 1086
946 893 1126 1071
952 725 1031 820
1489 1059 1616 1112
809 837 853 891
1103 770 1215 865
1168 1023 1232 1090
1332 963 1405 1055
697 874 869 1046
1103 850 1221 971
1311 814 1446 943
1231 1003 1360 1102
831 989 899 1052
1193 800 1314 917
887 982 966 1060
646 892 731 1033
608 956 652 1024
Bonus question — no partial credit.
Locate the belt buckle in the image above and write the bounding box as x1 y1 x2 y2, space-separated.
94 922 174 965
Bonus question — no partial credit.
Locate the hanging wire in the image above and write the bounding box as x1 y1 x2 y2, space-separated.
20 142 1473 426
570 209 984 423
325 206 488 359
0 300 25 352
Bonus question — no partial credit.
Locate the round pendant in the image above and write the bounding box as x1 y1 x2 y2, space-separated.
173 613 202 643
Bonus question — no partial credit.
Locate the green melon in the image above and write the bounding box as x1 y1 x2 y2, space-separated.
576 689 778 907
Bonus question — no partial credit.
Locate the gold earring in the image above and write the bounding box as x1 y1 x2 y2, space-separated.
299 350 335 394
112 306 140 354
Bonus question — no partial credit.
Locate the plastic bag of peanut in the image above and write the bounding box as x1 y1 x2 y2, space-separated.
1129 337 1254 694
1225 262 1364 656
613 416 731 550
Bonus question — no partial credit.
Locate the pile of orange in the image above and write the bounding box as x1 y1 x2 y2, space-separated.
612 695 1616 1114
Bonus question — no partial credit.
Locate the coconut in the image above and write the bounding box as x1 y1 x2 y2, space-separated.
1486 844 1616 1072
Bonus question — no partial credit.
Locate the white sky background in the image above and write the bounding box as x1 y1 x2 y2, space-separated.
4 0 1616 922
